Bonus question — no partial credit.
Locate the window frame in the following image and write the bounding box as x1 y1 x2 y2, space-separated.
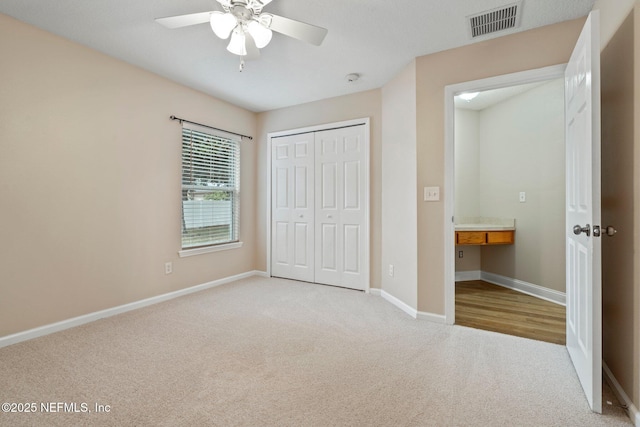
178 122 241 257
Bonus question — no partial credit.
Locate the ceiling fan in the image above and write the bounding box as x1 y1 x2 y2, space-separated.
156 0 328 61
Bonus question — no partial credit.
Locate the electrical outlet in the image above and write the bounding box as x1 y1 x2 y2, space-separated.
458 251 463 258
519 191 526 203
388 264 394 277
165 262 173 275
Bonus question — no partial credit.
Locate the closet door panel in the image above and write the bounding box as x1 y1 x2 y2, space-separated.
344 160 361 210
315 125 367 290
274 221 289 264
294 223 310 267
271 134 314 282
320 163 337 209
343 224 360 273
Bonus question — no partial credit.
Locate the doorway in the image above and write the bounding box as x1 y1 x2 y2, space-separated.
444 64 567 325
451 77 566 344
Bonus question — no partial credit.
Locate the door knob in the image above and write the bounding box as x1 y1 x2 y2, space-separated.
299 214 304 218
604 226 617 237
327 215 333 219
573 224 590 237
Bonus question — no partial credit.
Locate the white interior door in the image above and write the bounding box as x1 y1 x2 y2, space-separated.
565 11 601 413
271 133 315 282
314 126 368 290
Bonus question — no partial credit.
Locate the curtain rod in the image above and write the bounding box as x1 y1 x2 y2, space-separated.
170 115 253 140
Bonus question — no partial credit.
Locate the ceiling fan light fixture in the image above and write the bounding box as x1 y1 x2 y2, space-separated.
247 20 272 48
210 11 238 39
227 28 247 56
157 0 329 61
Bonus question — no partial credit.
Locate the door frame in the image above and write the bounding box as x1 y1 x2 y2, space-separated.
443 64 567 324
266 117 371 292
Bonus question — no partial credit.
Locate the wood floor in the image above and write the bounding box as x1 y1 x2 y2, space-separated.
455 280 566 345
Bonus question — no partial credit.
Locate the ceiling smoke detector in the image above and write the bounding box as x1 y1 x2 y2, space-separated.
346 73 360 83
468 1 522 38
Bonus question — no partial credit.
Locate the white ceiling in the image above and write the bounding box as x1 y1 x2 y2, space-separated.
454 80 553 110
0 0 595 112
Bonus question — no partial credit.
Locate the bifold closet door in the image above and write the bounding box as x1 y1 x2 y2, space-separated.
271 133 315 282
271 124 367 291
314 126 367 290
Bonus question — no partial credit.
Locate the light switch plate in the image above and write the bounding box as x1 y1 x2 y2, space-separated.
424 186 440 202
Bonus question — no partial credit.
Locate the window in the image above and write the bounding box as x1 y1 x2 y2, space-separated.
181 123 240 250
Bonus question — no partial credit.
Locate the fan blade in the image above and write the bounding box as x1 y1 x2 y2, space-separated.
266 14 328 46
244 33 261 61
155 11 213 29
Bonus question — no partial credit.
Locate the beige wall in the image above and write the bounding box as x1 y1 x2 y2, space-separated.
598 1 640 415
454 246 481 273
601 9 636 410
255 90 383 287
381 60 418 306
414 18 586 314
594 0 636 49
635 5 640 415
454 109 481 219
453 108 482 273
0 14 257 337
478 80 565 292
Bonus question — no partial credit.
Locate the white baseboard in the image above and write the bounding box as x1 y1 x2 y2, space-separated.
253 270 270 278
380 290 417 318
603 362 639 425
455 270 482 282
378 290 446 324
417 311 446 324
0 270 263 349
369 288 381 297
480 271 566 306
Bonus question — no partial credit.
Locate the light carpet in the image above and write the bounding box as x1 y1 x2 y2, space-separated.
0 276 632 426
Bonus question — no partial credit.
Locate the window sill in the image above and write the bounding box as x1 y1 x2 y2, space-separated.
178 241 243 258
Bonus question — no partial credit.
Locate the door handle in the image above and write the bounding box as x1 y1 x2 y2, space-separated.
573 224 590 237
604 226 617 237
327 215 333 219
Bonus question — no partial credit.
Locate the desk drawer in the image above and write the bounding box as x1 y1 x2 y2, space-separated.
486 231 514 244
456 231 486 245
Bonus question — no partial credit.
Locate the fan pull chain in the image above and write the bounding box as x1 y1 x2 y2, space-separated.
239 59 245 72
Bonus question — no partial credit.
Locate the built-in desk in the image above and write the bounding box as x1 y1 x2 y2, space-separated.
455 218 515 246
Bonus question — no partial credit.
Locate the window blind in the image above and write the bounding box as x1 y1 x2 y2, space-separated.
181 123 240 249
